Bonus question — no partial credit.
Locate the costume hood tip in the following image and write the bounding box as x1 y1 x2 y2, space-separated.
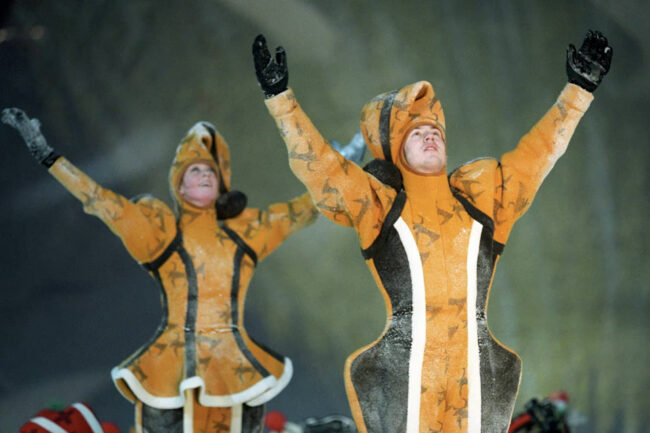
360 81 446 164
169 122 246 219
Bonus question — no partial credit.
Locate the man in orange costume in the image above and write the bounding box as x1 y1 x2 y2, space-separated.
252 31 612 433
1 114 319 433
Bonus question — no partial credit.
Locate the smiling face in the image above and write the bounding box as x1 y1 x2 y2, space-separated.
402 124 447 175
179 162 219 208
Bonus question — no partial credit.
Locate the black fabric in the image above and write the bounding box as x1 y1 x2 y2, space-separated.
362 191 406 260
41 152 60 168
221 224 258 265
379 91 398 162
352 227 412 433
177 246 199 378
230 247 270 377
202 122 228 195
216 190 248 220
142 404 183 433
474 225 521 433
141 229 183 272
363 159 403 191
493 240 505 256
242 403 266 433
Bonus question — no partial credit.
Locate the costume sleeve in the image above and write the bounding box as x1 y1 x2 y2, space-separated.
242 192 318 261
48 157 177 263
493 83 594 244
264 89 397 249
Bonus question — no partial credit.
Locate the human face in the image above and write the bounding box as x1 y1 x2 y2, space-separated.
179 162 219 208
403 124 447 175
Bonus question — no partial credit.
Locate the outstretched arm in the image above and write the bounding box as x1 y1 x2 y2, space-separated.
252 35 396 249
2 109 176 263
493 31 612 242
242 192 319 261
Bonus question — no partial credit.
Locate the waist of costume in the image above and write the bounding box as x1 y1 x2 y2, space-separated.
348 190 520 433
111 225 289 409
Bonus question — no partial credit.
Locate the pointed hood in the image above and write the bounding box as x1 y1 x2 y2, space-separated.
360 81 445 166
169 122 246 219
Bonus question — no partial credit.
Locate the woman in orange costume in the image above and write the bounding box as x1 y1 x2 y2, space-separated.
1 115 318 433
252 31 611 433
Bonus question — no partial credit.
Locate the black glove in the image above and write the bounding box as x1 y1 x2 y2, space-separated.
252 34 289 98
2 108 59 167
566 30 613 92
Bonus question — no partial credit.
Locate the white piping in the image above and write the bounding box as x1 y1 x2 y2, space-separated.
230 404 243 433
28 418 68 433
394 217 427 433
112 366 277 409
247 357 294 406
467 220 483 432
71 403 103 433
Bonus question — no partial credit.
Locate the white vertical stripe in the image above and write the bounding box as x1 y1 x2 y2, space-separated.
467 220 483 432
71 403 104 433
29 417 69 433
394 218 427 433
135 402 144 433
230 404 243 433
183 389 194 433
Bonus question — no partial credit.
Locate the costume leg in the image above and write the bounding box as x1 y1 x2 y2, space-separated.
139 402 183 433
241 403 265 433
193 402 265 433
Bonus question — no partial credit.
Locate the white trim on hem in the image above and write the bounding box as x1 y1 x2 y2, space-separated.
246 357 293 406
111 366 278 409
71 403 104 433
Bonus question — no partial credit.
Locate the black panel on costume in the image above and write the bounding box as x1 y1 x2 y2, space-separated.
177 246 199 378
142 405 183 433
352 225 412 433
475 228 521 433
379 91 398 162
362 191 406 259
242 404 266 433
454 192 520 433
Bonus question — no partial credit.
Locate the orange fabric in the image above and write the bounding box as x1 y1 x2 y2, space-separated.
265 83 592 432
48 123 317 409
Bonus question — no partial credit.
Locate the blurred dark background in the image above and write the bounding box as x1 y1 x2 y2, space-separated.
1 1 648 432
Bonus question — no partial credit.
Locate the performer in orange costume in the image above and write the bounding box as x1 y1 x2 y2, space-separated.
1 115 318 433
252 31 612 433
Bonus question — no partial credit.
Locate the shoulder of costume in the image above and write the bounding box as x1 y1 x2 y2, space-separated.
449 157 499 186
129 194 175 215
448 157 499 219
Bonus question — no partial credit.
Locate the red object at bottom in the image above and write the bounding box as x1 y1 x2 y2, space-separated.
508 413 533 433
265 410 287 432
20 402 120 433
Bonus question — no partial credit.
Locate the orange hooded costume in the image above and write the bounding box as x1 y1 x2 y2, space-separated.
47 122 318 432
264 82 593 433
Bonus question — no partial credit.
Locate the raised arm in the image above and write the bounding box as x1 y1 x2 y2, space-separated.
233 192 318 262
2 108 176 263
252 35 396 249
493 30 612 242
